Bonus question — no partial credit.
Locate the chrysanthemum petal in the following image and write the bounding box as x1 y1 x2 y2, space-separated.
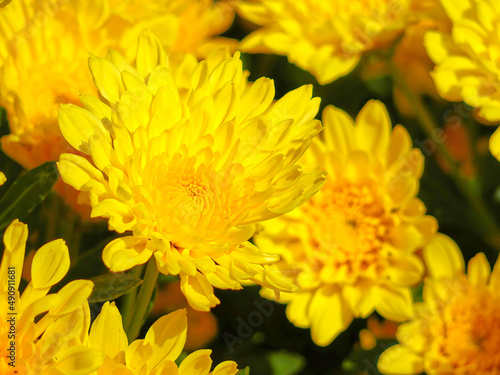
178 349 212 375
89 55 125 103
102 236 153 272
89 301 128 360
354 100 391 157
31 239 70 289
51 346 105 375
375 284 413 322
144 309 187 367
377 345 424 375
308 287 353 346
467 252 491 287
423 233 465 279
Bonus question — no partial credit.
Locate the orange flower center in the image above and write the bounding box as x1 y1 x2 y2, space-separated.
303 180 393 283
433 281 500 372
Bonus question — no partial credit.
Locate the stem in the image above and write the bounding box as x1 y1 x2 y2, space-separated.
125 258 159 341
387 59 500 250
121 264 144 333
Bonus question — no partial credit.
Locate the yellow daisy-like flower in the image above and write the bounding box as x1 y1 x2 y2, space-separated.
0 0 235 211
238 0 439 84
0 219 103 374
378 233 500 374
423 0 500 160
255 100 438 346
57 30 325 311
89 303 238 375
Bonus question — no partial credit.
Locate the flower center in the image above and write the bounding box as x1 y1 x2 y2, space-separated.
436 282 500 371
303 181 393 282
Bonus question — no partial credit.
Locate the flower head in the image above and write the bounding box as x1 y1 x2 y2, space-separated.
0 0 235 211
0 220 103 374
423 0 500 159
57 30 325 311
255 100 437 346
378 233 500 374
238 0 440 84
89 303 239 375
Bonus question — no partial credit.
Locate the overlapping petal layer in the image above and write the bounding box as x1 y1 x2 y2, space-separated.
0 220 103 374
57 30 326 311
255 100 438 346
378 233 500 375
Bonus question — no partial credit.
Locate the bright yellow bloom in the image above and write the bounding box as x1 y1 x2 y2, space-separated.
57 30 325 311
0 0 235 211
423 0 500 159
378 233 500 374
89 303 238 375
238 0 440 84
255 101 438 346
0 219 103 374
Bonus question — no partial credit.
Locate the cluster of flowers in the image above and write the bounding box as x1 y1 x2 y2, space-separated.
1 0 500 374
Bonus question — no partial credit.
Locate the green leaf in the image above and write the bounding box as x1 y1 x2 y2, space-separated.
237 367 250 375
268 350 305 375
89 272 143 303
0 161 59 231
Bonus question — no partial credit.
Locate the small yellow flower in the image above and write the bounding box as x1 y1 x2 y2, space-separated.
57 30 325 311
423 0 500 159
89 303 239 375
0 0 235 211
0 220 103 374
255 100 438 346
238 0 440 84
378 233 500 374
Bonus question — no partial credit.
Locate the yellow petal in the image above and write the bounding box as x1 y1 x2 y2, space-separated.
308 286 353 346
377 345 424 375
354 100 391 157
58 153 104 190
0 171 6 186
59 104 110 154
1 219 28 291
178 349 212 375
211 361 239 375
423 233 465 279
89 55 124 103
145 309 187 368
489 127 500 161
286 292 312 328
102 236 153 272
387 253 424 287
375 284 413 322
50 280 94 316
321 105 355 158
467 252 491 287
180 273 220 312
137 29 168 78
53 345 105 375
89 301 128 360
31 239 70 289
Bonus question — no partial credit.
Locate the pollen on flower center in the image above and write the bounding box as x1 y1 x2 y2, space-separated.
438 283 500 368
304 180 393 280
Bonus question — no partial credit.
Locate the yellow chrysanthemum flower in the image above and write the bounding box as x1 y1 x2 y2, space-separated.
423 0 500 160
255 100 438 346
0 219 103 374
378 233 500 374
57 30 325 311
0 0 234 211
89 303 238 375
238 0 440 84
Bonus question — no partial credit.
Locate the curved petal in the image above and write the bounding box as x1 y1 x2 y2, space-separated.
102 236 153 272
375 284 413 322
467 252 491 287
178 349 212 375
31 239 70 289
423 233 465 279
377 345 424 375
181 273 220 312
145 309 187 368
89 302 128 360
